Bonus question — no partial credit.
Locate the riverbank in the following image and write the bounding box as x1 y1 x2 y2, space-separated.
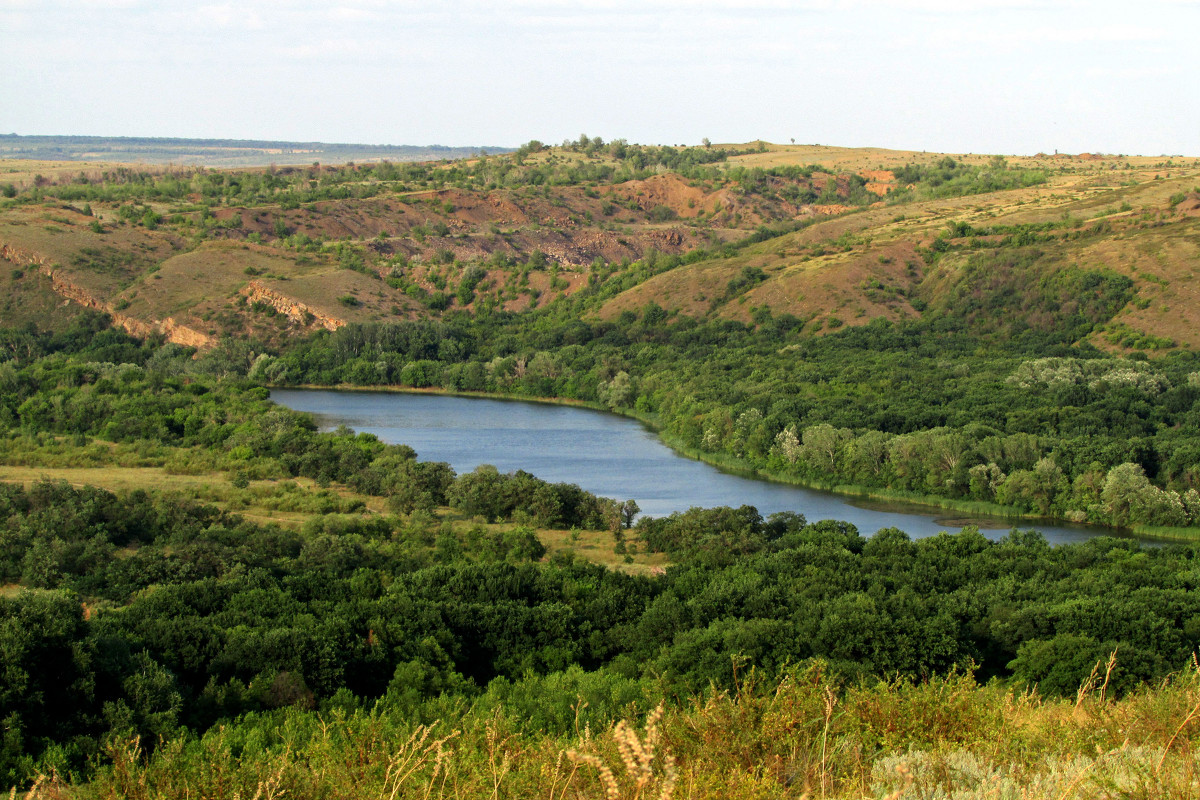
651 426 1200 543
645 425 1119 534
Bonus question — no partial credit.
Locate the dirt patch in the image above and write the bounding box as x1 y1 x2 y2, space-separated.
859 170 895 184
808 204 855 216
1175 192 1200 217
610 173 730 219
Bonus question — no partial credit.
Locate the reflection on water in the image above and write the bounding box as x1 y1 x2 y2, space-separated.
271 389 1138 547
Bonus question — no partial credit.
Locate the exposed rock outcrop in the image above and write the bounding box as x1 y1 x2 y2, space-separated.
241 280 346 331
860 170 898 196
158 318 215 349
1 242 52 269
43 268 216 348
807 204 855 216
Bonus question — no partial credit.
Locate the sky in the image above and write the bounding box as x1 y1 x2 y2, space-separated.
2 0 1197 156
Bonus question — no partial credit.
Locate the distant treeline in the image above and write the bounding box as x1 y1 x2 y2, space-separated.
1 140 1044 211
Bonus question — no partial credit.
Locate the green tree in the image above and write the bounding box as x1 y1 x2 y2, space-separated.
620 499 640 529
599 371 634 409
1101 463 1153 527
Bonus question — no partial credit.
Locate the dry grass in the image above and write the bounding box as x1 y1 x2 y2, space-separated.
724 144 997 172
0 158 168 191
567 704 676 800
0 463 234 494
595 153 1200 343
0 205 173 292
120 241 316 318
20 658 1192 799
266 267 419 323
0 263 85 330
535 526 669 575
0 465 376 528
723 143 1193 174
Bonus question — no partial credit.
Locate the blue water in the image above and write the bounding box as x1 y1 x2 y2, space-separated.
272 388 1135 546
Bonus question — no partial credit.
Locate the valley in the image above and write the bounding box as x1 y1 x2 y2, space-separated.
3 139 1200 798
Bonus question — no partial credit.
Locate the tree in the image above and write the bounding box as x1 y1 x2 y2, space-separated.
968 463 1006 501
1029 457 1066 515
843 430 892 483
0 590 94 753
620 499 640 529
599 371 634 409
772 424 801 465
102 653 183 751
1101 462 1153 527
448 465 506 521
801 423 851 474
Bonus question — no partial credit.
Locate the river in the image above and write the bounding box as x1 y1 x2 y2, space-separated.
272 388 1134 546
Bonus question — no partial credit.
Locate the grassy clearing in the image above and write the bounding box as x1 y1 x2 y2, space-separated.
0 465 372 526
0 464 232 494
537 525 669 575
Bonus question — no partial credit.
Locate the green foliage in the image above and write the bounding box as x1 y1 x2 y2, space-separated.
890 156 1048 201
4 280 1200 789
920 246 1134 339
6 458 1200 788
446 465 617 529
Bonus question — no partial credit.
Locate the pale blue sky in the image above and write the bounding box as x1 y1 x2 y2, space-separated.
2 0 1197 155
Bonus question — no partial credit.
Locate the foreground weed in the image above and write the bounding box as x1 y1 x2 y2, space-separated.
6 772 75 800
382 725 459 800
567 704 677 800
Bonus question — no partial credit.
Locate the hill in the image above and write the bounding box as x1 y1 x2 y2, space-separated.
1 141 1196 351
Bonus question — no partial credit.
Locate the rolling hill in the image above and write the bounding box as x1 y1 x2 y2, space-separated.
1 141 1197 350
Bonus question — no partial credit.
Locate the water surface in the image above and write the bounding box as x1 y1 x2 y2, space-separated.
272 388 1130 546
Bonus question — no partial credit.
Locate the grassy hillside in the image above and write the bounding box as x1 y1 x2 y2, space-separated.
601 157 1200 348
